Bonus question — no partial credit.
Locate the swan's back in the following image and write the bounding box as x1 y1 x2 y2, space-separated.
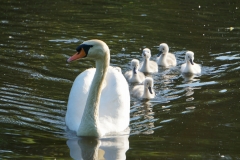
156 52 177 66
166 53 177 66
99 67 130 134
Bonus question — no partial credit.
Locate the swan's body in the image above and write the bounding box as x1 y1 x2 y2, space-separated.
132 77 155 99
156 43 177 67
124 59 145 83
65 39 130 137
139 48 158 73
181 51 201 75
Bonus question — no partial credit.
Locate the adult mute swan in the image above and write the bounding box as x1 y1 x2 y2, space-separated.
181 51 201 74
156 43 177 67
124 59 145 83
65 39 130 137
132 77 155 99
139 48 158 73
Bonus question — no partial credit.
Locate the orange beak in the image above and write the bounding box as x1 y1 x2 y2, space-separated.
67 49 87 63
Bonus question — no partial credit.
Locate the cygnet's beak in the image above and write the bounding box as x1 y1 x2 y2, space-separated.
157 50 163 57
189 58 194 65
148 86 153 94
133 67 137 74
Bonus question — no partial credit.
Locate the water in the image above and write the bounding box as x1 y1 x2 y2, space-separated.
0 0 240 159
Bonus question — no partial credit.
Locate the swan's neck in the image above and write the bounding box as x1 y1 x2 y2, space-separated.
131 70 140 81
143 87 151 99
77 56 109 137
159 53 167 62
142 58 149 72
186 60 193 66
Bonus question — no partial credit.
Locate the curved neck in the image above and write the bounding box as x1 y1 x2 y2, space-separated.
143 87 151 98
141 58 149 72
160 53 167 61
77 54 109 137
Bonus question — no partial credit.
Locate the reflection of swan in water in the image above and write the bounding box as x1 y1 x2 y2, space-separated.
130 101 156 135
67 135 129 160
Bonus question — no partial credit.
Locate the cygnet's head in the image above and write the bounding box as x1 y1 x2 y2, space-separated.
131 59 140 74
144 77 154 94
142 48 151 59
185 51 195 65
157 43 169 57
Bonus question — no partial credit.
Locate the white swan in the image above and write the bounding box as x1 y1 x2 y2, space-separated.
181 51 201 74
139 48 158 73
124 59 145 83
132 77 155 99
156 43 177 67
65 39 130 137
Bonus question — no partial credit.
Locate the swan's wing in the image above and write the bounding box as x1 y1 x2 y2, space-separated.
65 68 96 132
99 67 130 134
166 53 177 66
138 71 145 81
194 63 201 74
168 53 176 59
124 70 132 81
131 85 144 99
150 61 158 72
181 63 186 72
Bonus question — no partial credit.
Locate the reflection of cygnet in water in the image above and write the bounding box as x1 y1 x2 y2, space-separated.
132 77 155 99
67 135 129 160
181 51 201 75
181 73 200 83
124 59 145 83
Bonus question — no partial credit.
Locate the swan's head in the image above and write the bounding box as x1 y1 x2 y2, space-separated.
131 59 140 74
144 77 154 94
142 48 151 60
157 43 169 57
185 51 194 65
67 39 109 62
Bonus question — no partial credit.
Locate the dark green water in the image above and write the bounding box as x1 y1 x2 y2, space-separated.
0 0 240 159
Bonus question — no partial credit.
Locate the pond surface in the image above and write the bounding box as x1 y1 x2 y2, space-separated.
1 0 240 159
